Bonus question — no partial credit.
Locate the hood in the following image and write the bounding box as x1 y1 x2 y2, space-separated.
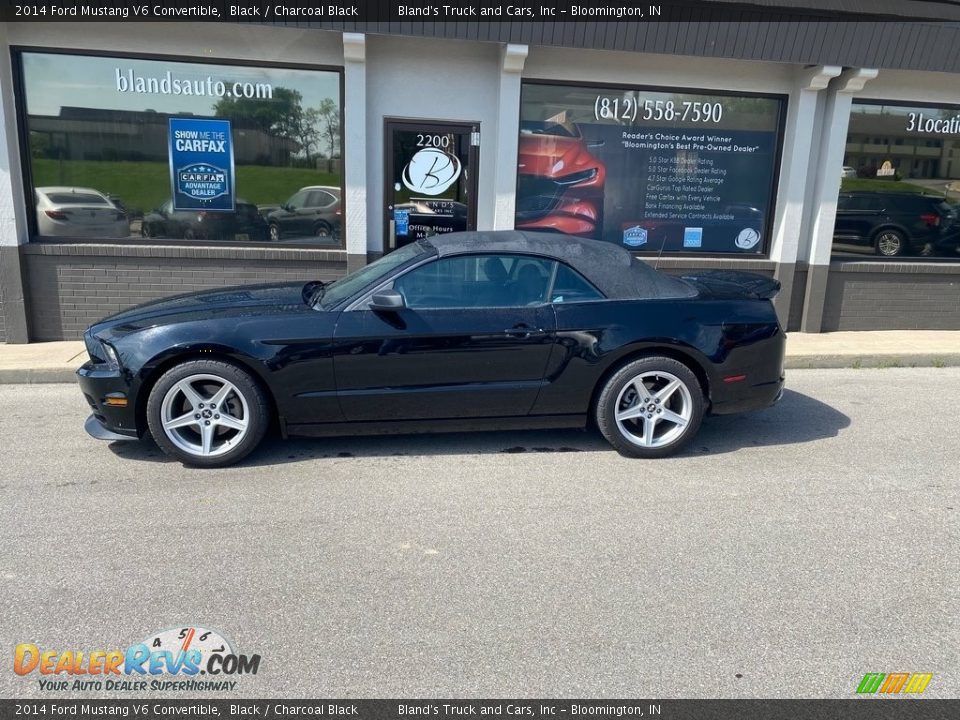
90 282 312 332
518 134 592 178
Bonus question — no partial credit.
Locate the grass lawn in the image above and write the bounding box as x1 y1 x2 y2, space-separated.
31 159 339 215
840 177 945 196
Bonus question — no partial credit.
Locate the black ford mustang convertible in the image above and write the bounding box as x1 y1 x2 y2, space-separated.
78 231 785 467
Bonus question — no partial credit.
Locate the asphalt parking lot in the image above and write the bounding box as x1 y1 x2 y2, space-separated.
0 368 957 699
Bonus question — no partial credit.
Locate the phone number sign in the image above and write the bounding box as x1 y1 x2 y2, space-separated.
168 118 235 212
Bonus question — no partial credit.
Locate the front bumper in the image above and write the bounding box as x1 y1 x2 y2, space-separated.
77 362 140 440
84 414 137 441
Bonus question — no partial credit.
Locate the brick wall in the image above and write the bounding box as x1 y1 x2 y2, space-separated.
822 261 960 331
22 244 348 341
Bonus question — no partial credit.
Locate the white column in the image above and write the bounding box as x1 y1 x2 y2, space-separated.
342 32 368 270
490 44 527 230
800 67 878 332
768 65 841 325
0 23 31 342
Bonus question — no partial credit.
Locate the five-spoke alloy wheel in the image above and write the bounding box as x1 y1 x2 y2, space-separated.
147 360 269 467
596 356 704 458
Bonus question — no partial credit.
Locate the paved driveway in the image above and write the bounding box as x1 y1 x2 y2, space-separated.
0 369 956 698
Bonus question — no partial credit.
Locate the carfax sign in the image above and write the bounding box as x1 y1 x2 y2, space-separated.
168 118 235 211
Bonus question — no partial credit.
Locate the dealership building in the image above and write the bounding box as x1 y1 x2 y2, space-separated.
2 2 960 343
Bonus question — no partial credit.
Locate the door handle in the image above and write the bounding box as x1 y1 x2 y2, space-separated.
504 324 545 339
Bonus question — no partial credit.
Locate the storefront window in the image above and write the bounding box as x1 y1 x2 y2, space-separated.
18 51 342 245
835 101 960 259
516 82 785 255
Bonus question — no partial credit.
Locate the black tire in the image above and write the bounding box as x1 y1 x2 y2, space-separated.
269 223 281 242
874 228 907 257
314 221 332 239
595 356 705 459
141 223 153 239
146 359 270 468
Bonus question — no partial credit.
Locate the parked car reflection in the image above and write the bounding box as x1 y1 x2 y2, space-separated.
832 191 958 257
36 186 128 238
141 199 269 242
265 186 341 242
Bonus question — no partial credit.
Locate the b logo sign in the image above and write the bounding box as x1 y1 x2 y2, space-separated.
402 148 462 196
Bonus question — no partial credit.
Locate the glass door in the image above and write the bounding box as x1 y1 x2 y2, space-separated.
384 120 479 250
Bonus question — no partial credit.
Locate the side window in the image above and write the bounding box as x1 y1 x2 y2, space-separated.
551 263 604 304
393 254 556 309
286 191 308 210
306 191 335 208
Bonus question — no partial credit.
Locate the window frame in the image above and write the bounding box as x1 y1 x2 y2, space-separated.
839 98 960 263
517 78 789 259
353 252 607 312
11 46 346 250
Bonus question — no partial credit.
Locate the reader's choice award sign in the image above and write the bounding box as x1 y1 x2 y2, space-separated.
168 117 235 212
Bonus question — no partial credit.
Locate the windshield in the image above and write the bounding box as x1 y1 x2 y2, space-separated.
318 242 431 310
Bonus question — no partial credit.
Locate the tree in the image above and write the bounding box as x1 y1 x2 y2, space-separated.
213 87 339 167
213 87 303 135
316 98 341 172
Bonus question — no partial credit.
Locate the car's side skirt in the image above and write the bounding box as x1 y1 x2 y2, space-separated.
284 414 587 438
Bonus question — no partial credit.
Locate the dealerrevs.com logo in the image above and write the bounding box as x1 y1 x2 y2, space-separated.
856 672 933 695
14 626 261 692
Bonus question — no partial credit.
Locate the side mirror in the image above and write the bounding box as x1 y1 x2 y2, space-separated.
369 289 405 312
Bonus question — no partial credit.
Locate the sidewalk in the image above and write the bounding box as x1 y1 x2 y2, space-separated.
1 332 958 384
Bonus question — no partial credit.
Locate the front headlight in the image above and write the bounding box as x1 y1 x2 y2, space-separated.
555 168 599 186
84 332 120 369
84 332 106 364
101 342 120 369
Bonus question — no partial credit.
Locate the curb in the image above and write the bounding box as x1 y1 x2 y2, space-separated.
784 354 960 370
1 356 958 384
0 368 80 384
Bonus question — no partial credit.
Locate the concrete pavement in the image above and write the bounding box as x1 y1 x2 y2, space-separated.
0 331 958 383
0 369 956 698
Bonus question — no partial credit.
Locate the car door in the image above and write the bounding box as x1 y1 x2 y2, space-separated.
278 190 310 237
834 194 881 248
332 254 558 421
304 190 338 237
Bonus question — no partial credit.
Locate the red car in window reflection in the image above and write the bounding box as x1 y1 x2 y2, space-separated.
516 121 606 240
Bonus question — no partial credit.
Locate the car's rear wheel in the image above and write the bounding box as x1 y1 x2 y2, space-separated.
141 223 153 239
875 229 907 256
314 221 332 239
269 223 281 242
596 356 704 458
146 360 270 468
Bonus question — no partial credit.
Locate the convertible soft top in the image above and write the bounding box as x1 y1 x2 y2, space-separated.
425 230 697 300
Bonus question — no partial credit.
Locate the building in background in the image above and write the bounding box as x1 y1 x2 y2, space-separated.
2 1 960 343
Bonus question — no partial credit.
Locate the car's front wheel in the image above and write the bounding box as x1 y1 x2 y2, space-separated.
596 356 704 458
146 360 270 467
269 223 281 242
